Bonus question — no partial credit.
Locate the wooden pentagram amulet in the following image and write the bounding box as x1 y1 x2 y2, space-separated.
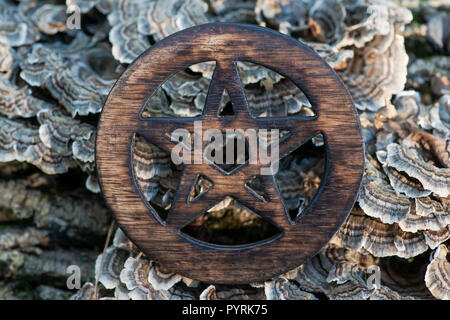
96 23 364 284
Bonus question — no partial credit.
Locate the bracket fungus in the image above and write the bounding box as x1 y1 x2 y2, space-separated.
0 0 447 300
385 143 450 197
425 245 450 300
264 277 318 300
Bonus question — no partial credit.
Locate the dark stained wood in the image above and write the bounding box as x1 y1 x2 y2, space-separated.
96 23 364 284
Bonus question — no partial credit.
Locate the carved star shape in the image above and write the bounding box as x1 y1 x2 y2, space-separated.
136 61 320 231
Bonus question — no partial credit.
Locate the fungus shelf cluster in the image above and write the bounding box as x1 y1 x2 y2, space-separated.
0 0 448 300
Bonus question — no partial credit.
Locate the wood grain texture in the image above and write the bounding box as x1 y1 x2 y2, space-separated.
96 23 364 284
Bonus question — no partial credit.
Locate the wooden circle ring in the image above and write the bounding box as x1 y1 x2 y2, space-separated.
96 23 364 283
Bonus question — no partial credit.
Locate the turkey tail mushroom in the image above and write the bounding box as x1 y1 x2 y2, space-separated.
425 245 450 300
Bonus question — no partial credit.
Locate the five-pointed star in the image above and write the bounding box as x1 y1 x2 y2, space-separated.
136 61 320 231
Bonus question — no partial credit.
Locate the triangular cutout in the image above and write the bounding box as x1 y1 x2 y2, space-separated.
140 61 216 118
218 89 235 117
245 175 269 203
180 197 281 247
236 61 315 118
286 198 306 222
131 133 182 223
274 132 326 223
188 174 213 203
